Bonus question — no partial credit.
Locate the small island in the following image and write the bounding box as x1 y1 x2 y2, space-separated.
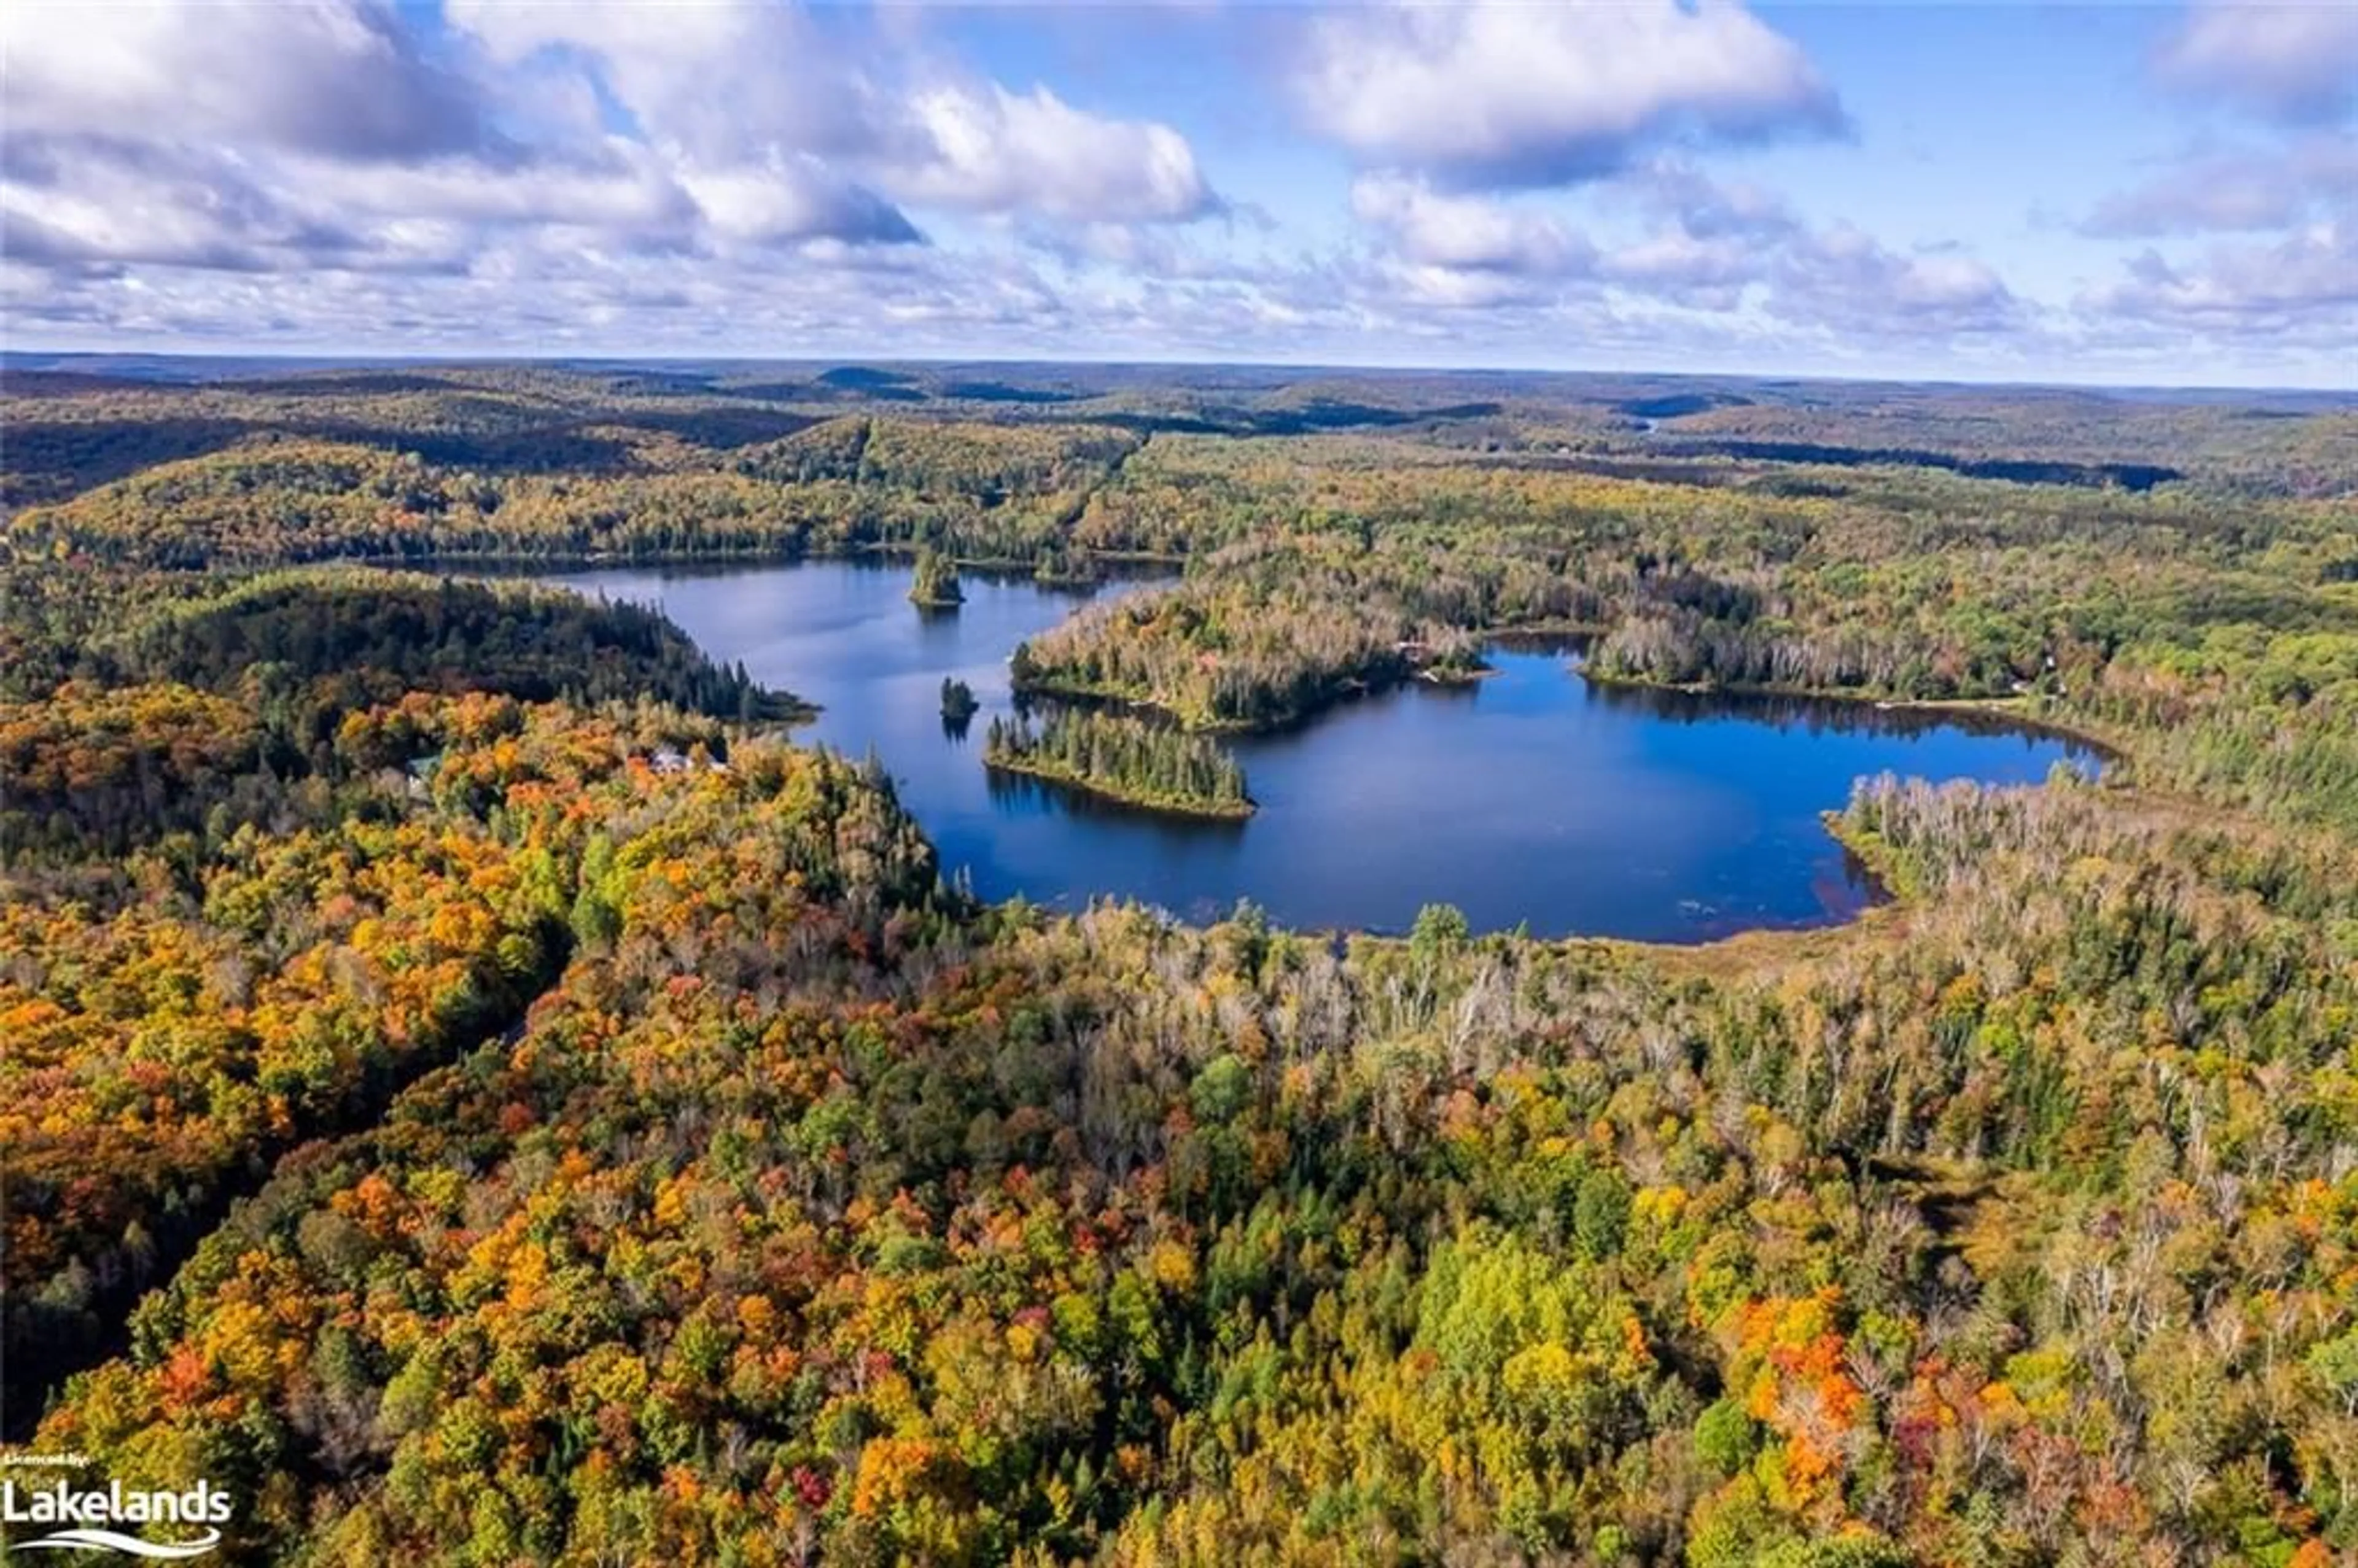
983 709 1255 820
940 676 979 721
908 546 964 608
1413 629 1493 685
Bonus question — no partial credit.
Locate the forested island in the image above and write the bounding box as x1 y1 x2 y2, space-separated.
908 545 965 608
983 708 1253 818
2 359 2356 1564
1009 559 1415 730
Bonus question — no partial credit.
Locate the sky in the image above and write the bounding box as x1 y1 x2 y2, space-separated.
2 1 2352 387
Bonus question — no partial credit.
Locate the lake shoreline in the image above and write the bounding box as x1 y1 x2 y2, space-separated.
1575 667 2117 758
529 557 2089 942
410 541 1189 578
982 756 1256 821
1018 646 1503 731
1010 672 1407 734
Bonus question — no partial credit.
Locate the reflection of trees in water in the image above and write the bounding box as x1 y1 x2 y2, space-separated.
452 557 1180 601
1582 678 2099 755
1487 630 1593 658
981 765 1248 837
1817 843 1881 918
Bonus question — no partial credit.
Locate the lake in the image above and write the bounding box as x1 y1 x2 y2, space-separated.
543 559 2091 942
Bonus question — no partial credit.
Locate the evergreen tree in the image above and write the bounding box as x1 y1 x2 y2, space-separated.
909 546 964 608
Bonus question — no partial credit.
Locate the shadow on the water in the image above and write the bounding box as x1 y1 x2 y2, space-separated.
1487 629 1593 658
983 766 1252 835
1582 677 2105 759
445 552 1178 599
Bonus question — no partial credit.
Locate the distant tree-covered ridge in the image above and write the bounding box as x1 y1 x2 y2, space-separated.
2 415 1147 568
983 707 1252 818
5 363 2348 517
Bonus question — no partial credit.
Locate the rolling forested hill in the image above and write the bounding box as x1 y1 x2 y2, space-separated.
2 362 2356 1565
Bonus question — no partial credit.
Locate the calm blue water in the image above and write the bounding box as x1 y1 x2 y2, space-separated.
544 559 2090 941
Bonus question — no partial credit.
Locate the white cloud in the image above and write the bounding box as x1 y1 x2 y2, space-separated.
449 0 903 167
1 0 1222 284
2085 223 2358 336
0 0 2344 381
1628 158 1799 241
0 134 485 278
1 0 500 161
2155 1 2358 123
1349 175 1591 276
899 85 1217 223
1769 227 2019 333
1600 232 1757 311
676 158 920 247
449 0 1218 227
2090 149 2318 236
1340 158 2018 336
306 142 703 241
2084 136 2358 236
2082 9 2357 359
1296 0 1842 188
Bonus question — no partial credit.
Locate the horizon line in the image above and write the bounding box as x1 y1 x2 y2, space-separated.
4 347 2351 402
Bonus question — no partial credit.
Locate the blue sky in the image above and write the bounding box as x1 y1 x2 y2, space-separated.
3 1 2351 386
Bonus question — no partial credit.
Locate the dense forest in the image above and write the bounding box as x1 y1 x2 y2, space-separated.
2 362 2356 1564
1012 557 1414 731
984 710 1253 819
